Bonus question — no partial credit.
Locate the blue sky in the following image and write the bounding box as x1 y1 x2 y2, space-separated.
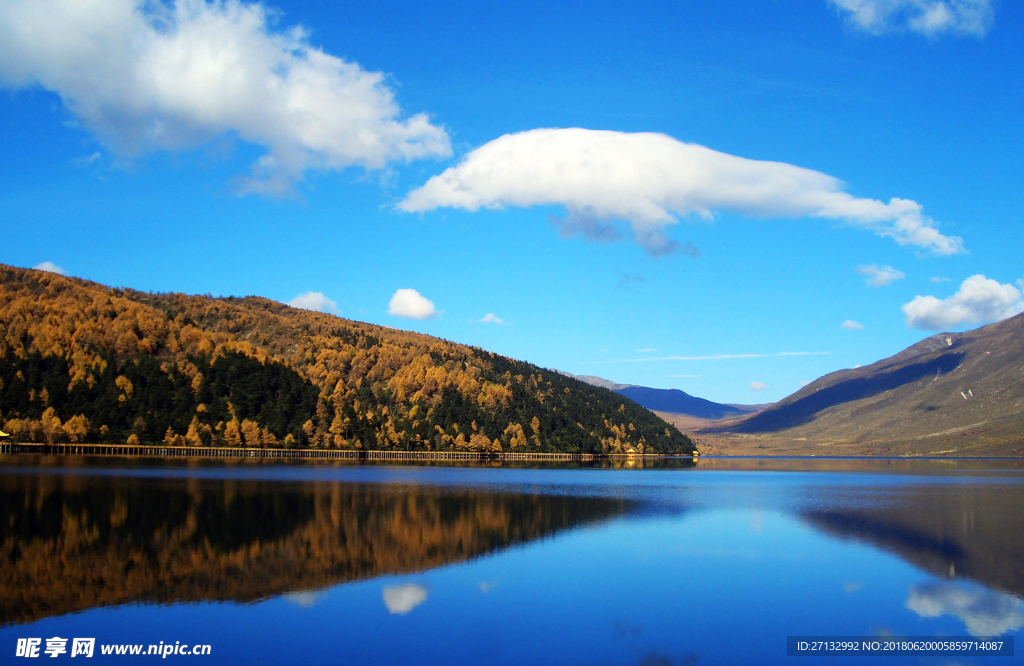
1 0 1022 404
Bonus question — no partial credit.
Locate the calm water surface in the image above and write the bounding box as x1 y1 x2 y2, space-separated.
1 456 1022 664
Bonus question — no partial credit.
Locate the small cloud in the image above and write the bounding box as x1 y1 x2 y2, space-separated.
902 274 1024 330
930 276 951 283
478 313 507 325
477 580 499 593
288 291 340 314
907 582 1024 637
857 264 905 288
388 289 437 319
32 261 66 275
636 348 657 353
383 584 428 615
841 319 865 331
681 241 701 259
800 380 812 387
749 381 766 391
617 272 646 288
844 581 863 593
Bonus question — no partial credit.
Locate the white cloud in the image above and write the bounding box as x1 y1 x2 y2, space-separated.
907 582 1024 637
749 381 767 391
388 288 437 319
857 263 905 287
400 128 964 257
841 319 865 330
930 276 951 283
33 261 66 275
0 0 450 195
902 274 1024 330
288 291 339 314
478 313 506 325
382 584 428 615
830 0 995 37
636 348 657 353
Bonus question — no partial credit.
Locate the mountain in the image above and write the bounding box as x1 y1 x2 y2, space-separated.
614 386 746 420
710 312 1024 456
558 371 759 420
0 265 694 455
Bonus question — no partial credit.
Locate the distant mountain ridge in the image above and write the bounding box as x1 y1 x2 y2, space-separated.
712 312 1024 456
556 371 762 420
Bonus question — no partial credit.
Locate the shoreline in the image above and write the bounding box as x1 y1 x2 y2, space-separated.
0 441 691 462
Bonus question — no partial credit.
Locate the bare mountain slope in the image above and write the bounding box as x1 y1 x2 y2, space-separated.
710 313 1024 456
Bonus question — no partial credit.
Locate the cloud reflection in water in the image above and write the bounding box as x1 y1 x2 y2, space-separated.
383 584 429 615
907 581 1024 637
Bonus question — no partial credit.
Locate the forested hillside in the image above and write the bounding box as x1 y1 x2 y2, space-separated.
0 265 694 454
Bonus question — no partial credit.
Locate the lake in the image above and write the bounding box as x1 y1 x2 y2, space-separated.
1 456 1022 664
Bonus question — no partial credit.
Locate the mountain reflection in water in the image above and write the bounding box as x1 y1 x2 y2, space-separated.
1 456 1022 647
800 482 1024 598
0 469 629 626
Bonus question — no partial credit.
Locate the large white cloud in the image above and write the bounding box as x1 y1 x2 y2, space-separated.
907 582 1024 637
902 274 1024 330
0 0 450 195
400 129 963 257
830 0 995 37
288 291 339 314
388 288 437 319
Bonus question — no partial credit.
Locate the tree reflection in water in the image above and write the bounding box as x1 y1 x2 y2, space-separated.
0 470 630 626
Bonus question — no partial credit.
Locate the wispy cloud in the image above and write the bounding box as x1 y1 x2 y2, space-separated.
0 0 449 195
749 381 767 391
401 128 964 257
857 263 905 287
636 348 658 353
902 274 1023 329
841 319 865 330
477 313 507 325
930 276 951 283
830 0 995 37
617 272 646 288
597 351 830 363
70 151 102 168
